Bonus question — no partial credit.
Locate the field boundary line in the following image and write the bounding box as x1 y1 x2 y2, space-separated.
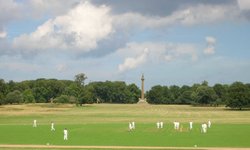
0 144 250 150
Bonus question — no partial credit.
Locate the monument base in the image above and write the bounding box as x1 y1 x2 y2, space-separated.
137 98 148 104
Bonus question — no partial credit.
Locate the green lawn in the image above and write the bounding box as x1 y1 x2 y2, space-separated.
0 104 250 148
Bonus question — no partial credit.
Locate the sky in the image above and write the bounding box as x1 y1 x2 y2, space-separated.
0 0 250 90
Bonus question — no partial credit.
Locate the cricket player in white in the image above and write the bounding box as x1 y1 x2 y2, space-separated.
208 120 211 128
177 122 180 130
189 122 193 130
201 123 207 133
156 122 160 129
129 122 133 131
33 120 37 127
132 122 135 129
173 122 177 129
160 122 163 128
63 128 68 140
51 122 55 131
173 121 180 130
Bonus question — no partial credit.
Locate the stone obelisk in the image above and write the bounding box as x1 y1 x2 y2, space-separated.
138 74 148 104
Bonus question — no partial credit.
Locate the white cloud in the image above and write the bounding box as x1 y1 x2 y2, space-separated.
238 0 250 10
56 64 67 72
114 4 238 30
13 1 113 54
175 5 237 26
206 36 216 45
117 42 197 73
204 36 216 55
27 0 81 17
118 48 149 72
0 30 7 38
0 0 21 22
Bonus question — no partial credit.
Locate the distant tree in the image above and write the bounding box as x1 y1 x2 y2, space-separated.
213 84 228 104
64 83 81 98
147 85 171 104
201 80 209 86
192 85 218 105
6 90 23 104
0 79 7 104
0 79 8 95
7 80 16 92
75 73 87 86
226 82 250 110
54 95 70 103
0 92 5 105
78 87 95 105
178 90 193 104
23 89 35 103
32 87 48 103
169 85 181 103
127 83 140 103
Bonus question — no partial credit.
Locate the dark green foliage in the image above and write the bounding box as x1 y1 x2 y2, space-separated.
89 81 140 104
213 83 228 104
54 95 69 103
0 77 250 108
5 90 23 104
192 85 218 105
75 73 87 86
178 90 193 104
146 85 171 104
22 89 35 103
226 82 250 109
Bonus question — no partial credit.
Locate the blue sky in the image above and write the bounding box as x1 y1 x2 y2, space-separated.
0 0 250 90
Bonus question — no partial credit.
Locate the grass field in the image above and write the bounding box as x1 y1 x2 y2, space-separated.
0 104 250 149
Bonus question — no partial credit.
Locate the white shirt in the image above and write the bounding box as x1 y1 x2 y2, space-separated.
64 129 68 136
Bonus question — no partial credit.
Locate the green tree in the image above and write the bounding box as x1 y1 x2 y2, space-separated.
75 73 87 86
23 89 35 103
54 95 70 103
192 85 218 105
6 90 23 104
178 90 193 104
32 87 48 103
127 83 140 103
226 82 250 110
147 85 171 104
0 79 7 104
0 92 4 105
213 84 228 104
169 85 181 103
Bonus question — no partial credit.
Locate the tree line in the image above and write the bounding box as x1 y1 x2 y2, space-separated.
0 74 250 109
0 73 140 106
147 81 250 109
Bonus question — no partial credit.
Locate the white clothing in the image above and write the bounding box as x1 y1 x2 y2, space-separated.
201 124 207 133
129 123 133 131
51 122 55 131
63 129 68 140
189 122 193 130
173 122 177 129
132 122 135 129
208 120 211 128
156 122 160 129
33 120 37 127
174 122 180 130
160 122 164 128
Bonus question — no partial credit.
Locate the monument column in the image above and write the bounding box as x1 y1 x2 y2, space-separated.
138 74 147 104
141 74 145 100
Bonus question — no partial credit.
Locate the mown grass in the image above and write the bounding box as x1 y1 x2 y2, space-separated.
0 104 250 148
0 123 249 147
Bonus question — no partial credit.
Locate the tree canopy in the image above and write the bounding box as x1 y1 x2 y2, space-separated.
0 76 250 109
